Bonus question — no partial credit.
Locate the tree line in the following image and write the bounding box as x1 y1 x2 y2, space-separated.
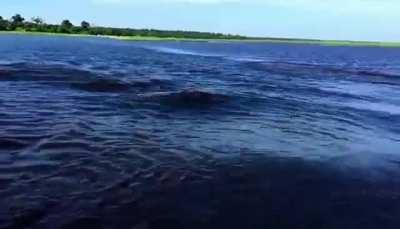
0 14 246 39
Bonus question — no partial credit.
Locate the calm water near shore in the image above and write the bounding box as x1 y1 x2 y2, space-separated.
0 34 400 228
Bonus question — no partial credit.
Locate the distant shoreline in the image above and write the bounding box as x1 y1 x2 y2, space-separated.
1 31 400 48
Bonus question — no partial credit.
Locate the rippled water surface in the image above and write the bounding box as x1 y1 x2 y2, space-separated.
1 34 400 228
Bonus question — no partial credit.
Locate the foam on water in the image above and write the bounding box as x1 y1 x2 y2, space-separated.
142 46 224 57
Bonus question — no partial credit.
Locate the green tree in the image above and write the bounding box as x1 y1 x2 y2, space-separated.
81 21 90 30
11 14 25 29
0 13 247 39
59 19 73 33
31 17 44 25
28 17 45 32
0 16 9 30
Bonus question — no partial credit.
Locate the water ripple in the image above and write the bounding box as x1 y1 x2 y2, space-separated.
1 35 400 228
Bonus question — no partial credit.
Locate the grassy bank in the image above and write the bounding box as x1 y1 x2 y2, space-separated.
1 30 400 48
105 35 400 48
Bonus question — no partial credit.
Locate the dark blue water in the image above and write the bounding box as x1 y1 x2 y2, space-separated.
1 34 400 229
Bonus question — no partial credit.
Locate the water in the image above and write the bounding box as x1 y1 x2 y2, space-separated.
0 34 400 228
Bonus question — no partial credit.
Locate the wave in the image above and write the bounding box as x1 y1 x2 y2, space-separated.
69 79 131 93
70 78 175 94
345 101 400 115
243 60 400 80
140 90 230 108
0 63 176 94
0 62 97 82
226 56 271 63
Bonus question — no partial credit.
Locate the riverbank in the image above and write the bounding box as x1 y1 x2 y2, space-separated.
1 30 400 48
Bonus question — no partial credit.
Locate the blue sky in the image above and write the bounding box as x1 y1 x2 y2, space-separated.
1 0 399 41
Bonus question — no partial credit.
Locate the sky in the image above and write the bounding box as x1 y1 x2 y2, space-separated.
1 0 399 41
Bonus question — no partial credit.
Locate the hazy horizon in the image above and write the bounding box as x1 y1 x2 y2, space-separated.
1 0 399 42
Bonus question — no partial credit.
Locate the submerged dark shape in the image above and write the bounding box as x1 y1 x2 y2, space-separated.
128 79 176 91
0 68 8 75
0 63 97 83
70 78 176 94
70 79 131 93
144 90 230 107
0 138 29 150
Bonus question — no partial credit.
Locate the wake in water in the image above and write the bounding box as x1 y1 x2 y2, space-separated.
1 35 400 229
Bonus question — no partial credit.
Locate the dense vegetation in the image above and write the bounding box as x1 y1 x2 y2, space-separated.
0 14 246 39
